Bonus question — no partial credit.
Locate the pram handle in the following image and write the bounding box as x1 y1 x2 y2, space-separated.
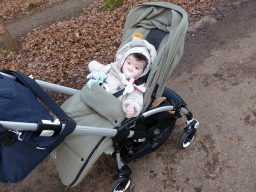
0 72 79 95
0 120 119 137
0 106 185 138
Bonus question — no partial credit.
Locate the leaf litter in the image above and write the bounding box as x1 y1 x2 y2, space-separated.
0 0 224 104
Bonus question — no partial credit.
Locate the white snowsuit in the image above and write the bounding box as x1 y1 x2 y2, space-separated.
88 37 157 117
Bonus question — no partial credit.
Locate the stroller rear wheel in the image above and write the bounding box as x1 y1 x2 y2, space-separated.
180 132 194 148
110 179 131 192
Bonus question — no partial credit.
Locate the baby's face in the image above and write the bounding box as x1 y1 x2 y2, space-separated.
122 55 146 79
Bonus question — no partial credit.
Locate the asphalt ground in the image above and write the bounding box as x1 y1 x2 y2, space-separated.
0 0 255 191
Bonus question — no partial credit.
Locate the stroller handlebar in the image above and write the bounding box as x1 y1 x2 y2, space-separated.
0 120 119 137
0 72 79 95
0 106 191 138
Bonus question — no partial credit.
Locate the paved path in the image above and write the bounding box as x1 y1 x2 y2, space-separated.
1 0 256 191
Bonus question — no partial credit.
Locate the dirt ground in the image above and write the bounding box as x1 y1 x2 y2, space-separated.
1 0 256 191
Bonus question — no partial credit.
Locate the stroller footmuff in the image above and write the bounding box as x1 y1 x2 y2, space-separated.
53 83 126 186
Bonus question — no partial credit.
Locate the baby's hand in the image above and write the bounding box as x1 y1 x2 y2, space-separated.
126 105 135 118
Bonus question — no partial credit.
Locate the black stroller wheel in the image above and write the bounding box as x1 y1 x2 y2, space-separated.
180 132 194 148
110 179 131 192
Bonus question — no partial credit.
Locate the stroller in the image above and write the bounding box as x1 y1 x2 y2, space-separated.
0 2 199 192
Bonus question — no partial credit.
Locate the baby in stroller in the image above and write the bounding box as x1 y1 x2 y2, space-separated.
86 33 157 118
0 2 199 192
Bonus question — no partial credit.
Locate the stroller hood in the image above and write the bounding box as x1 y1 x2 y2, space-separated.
118 2 189 111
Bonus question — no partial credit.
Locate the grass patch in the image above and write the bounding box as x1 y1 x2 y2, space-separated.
0 48 11 53
101 0 124 11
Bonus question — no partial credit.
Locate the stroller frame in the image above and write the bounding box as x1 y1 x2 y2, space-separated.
0 3 200 191
0 71 198 191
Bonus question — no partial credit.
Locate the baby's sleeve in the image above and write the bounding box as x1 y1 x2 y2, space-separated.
88 61 111 73
122 91 143 117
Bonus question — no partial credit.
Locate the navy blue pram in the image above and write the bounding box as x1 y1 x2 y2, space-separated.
0 70 76 183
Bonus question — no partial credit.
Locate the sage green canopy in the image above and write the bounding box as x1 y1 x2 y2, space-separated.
119 2 188 111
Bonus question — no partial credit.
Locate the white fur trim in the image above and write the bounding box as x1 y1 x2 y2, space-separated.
115 37 157 78
121 47 151 67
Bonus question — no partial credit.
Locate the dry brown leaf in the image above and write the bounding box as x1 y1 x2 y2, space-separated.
1 0 223 104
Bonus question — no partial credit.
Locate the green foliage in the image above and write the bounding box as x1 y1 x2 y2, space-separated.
0 48 11 53
101 0 124 11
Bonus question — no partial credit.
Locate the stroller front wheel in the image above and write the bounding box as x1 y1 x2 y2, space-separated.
180 132 194 148
110 179 131 192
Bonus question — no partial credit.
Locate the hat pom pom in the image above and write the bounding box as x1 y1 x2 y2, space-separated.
132 33 143 40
